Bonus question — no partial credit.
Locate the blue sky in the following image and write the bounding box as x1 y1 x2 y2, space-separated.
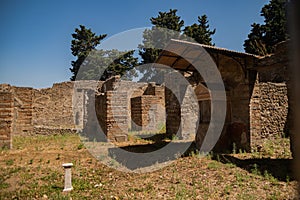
0 0 269 88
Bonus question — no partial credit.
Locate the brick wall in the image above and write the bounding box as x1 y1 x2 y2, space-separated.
0 92 13 148
131 96 165 132
131 83 165 132
96 91 128 142
13 87 33 135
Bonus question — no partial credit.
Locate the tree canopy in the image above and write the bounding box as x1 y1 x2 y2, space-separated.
70 25 107 81
70 10 216 81
70 25 138 81
183 15 216 45
75 49 138 81
137 9 215 82
139 9 184 64
244 0 290 55
139 9 215 64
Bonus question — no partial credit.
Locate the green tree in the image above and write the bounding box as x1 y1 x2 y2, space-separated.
183 15 216 45
70 25 107 81
76 49 138 81
244 0 289 55
70 25 138 81
138 9 184 82
244 23 268 56
139 9 184 64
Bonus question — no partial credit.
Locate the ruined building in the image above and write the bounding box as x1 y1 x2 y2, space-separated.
0 40 291 154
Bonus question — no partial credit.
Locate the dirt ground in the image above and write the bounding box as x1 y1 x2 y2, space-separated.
0 133 298 199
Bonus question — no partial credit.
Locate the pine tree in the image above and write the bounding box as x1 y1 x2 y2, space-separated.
70 25 107 81
70 25 138 81
138 9 184 82
183 15 216 45
244 0 289 55
77 49 138 81
244 23 268 55
139 9 184 64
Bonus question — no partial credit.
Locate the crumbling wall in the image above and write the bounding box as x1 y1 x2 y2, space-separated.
0 82 81 136
113 81 148 130
259 83 288 137
33 82 75 134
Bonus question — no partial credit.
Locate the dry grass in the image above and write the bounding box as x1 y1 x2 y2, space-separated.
0 133 298 199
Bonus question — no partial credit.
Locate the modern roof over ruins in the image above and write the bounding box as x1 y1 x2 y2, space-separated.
155 39 260 72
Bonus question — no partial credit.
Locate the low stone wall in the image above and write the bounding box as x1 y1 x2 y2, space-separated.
33 127 77 135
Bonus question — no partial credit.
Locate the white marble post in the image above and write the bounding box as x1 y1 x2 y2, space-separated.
62 163 73 192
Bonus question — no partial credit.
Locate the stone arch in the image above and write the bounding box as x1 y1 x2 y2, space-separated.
217 55 247 89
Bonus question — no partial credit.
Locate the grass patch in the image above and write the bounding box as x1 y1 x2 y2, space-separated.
0 134 297 199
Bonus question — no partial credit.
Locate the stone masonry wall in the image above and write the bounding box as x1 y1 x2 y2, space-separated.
0 82 77 137
0 92 13 148
33 82 75 132
252 41 290 149
250 82 288 147
260 83 288 137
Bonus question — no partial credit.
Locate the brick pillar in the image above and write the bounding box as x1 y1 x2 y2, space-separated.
165 86 181 138
13 87 33 135
97 91 128 142
0 92 13 149
250 82 261 148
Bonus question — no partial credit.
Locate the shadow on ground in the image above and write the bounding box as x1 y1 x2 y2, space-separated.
107 132 294 179
211 154 295 182
108 140 195 170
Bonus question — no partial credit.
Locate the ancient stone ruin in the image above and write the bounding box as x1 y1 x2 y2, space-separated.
0 39 291 154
